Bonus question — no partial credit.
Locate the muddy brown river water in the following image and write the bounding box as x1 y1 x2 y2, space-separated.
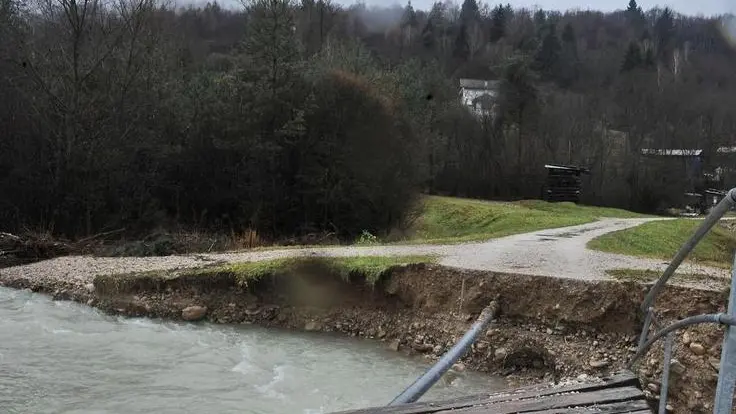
0 287 505 414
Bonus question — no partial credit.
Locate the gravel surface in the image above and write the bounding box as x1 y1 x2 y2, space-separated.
1 218 729 289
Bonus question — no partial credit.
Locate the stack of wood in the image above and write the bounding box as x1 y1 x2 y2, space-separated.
542 164 590 203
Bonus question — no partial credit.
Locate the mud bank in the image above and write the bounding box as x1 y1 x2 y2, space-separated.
0 261 729 413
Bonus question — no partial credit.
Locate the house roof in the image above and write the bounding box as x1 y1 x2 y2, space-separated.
544 164 591 173
641 149 703 156
459 78 500 90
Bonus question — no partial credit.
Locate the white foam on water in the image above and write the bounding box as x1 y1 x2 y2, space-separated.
231 342 256 374
124 317 169 330
230 359 252 374
255 365 287 400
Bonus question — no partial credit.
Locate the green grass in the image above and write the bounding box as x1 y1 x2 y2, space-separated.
588 219 736 268
405 196 648 243
98 255 437 292
226 255 435 284
606 268 725 286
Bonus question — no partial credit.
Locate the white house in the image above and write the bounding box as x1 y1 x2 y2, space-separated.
459 78 501 118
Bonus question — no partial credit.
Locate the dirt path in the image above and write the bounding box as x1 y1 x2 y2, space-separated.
440 218 729 280
1 218 729 288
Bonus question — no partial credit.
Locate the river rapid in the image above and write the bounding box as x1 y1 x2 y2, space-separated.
0 287 505 414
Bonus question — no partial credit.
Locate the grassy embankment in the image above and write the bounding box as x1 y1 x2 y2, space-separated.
405 196 648 244
224 256 435 284
588 219 736 269
100 256 437 291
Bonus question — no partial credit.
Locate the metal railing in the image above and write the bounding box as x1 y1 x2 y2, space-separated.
387 299 500 406
386 190 736 410
630 188 736 414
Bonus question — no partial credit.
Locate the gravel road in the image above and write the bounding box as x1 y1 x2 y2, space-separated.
1 218 729 289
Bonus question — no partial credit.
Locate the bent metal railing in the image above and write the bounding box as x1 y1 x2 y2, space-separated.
387 298 500 406
628 188 736 414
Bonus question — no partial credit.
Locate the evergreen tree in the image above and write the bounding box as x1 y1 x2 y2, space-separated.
626 0 638 13
500 3 513 25
533 9 547 37
421 2 446 51
533 22 561 80
240 0 305 210
401 1 417 28
557 23 579 87
561 23 576 50
621 41 643 72
489 4 507 43
459 0 480 24
654 7 675 60
453 24 470 61
625 0 645 24
421 18 436 50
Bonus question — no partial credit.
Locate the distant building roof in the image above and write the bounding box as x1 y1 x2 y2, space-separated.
544 164 591 174
459 78 500 90
641 149 703 156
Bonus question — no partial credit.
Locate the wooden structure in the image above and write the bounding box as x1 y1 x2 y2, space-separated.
334 371 651 414
542 164 590 203
683 189 728 215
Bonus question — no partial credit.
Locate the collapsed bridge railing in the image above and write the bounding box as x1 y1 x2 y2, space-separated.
629 187 736 414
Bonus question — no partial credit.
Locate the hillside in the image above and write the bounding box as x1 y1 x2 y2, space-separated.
1 0 734 241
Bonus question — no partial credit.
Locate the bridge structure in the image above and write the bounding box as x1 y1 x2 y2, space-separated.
332 188 736 414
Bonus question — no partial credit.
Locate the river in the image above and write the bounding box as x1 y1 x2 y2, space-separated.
0 287 506 414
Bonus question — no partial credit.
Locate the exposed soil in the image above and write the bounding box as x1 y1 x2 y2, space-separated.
0 261 731 413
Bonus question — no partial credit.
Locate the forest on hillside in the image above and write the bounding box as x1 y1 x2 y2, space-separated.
1 0 736 241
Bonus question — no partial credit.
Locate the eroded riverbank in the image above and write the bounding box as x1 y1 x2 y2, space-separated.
0 260 730 413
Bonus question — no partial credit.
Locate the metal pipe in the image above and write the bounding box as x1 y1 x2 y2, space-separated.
637 306 654 353
388 299 500 406
628 313 736 368
641 188 736 312
713 253 736 414
658 333 674 414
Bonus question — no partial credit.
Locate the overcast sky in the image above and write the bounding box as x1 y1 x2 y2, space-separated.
351 0 734 16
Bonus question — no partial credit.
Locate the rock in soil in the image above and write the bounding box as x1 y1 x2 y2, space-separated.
388 339 401 352
589 359 610 369
452 362 466 372
304 321 320 331
670 359 686 376
689 342 706 355
181 306 207 321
